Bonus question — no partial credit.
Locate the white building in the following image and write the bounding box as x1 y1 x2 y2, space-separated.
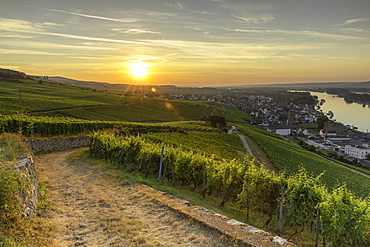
344 145 370 159
267 126 291 136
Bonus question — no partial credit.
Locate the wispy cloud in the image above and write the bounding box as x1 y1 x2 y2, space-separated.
219 2 273 13
127 55 159 62
227 28 364 40
0 39 119 51
125 9 176 18
0 17 148 45
141 38 327 64
112 28 160 34
0 17 48 32
0 48 65 55
46 8 136 23
165 1 185 10
341 28 368 33
234 15 274 24
0 33 34 39
44 33 148 45
332 18 370 26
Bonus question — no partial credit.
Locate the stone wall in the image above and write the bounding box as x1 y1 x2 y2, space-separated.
9 136 89 217
26 136 90 154
12 155 39 218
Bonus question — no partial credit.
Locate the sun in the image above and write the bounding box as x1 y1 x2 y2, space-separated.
129 62 149 78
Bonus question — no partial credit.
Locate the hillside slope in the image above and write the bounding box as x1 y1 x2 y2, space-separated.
0 76 250 122
36 149 290 247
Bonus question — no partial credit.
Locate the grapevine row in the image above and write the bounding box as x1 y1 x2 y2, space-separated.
89 132 370 246
238 125 370 198
0 115 216 137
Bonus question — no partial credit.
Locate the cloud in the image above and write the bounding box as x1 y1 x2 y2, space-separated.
0 17 148 45
0 33 34 39
112 28 160 34
341 28 367 33
127 55 159 62
219 2 273 12
332 18 370 26
141 38 326 64
227 28 364 40
165 1 185 10
234 15 274 24
0 39 119 51
46 8 136 23
0 17 47 32
201 0 223 2
0 48 65 55
41 32 149 45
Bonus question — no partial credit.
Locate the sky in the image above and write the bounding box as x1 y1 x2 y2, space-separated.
1 0 370 86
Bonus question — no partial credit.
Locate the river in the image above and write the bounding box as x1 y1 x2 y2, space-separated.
309 92 370 133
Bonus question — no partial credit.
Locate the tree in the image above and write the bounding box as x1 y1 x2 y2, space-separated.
316 115 329 129
205 115 226 128
278 114 287 122
352 158 359 166
327 151 339 159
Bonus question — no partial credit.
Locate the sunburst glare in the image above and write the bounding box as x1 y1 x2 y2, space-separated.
128 62 149 78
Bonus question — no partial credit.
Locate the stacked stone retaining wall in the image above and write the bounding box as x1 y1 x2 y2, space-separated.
12 155 39 218
26 136 90 154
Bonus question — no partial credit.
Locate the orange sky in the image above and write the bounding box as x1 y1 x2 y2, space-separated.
1 0 370 86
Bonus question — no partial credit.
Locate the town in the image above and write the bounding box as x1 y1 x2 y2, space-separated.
130 86 370 165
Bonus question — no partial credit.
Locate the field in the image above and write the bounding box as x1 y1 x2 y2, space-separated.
2 72 370 246
0 78 250 123
2 75 370 199
143 131 245 161
88 131 370 246
237 124 370 198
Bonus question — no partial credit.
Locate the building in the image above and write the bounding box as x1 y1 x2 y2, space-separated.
344 145 370 159
267 126 291 136
327 121 345 133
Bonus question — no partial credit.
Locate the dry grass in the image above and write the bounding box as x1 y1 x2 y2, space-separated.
35 149 239 246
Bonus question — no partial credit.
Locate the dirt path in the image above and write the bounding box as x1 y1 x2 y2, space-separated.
239 134 277 172
237 134 254 157
35 150 237 247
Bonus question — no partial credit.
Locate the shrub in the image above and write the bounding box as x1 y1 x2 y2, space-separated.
0 133 28 161
0 165 21 219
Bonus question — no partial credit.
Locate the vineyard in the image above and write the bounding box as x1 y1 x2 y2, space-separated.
237 124 370 198
0 78 250 123
2 73 370 246
143 132 245 161
0 115 221 137
89 131 370 246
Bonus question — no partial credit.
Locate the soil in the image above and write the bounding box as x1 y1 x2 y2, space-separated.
35 149 293 247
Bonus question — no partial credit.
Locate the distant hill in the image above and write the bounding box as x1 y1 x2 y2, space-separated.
221 81 370 89
48 76 113 87
0 68 27 79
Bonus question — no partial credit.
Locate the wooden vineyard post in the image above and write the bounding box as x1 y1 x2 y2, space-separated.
157 145 165 182
245 177 250 222
114 147 125 166
278 185 285 235
145 153 152 178
315 206 321 247
160 159 169 182
201 162 207 199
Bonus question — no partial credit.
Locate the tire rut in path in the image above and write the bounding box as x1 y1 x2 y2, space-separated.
36 150 235 247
